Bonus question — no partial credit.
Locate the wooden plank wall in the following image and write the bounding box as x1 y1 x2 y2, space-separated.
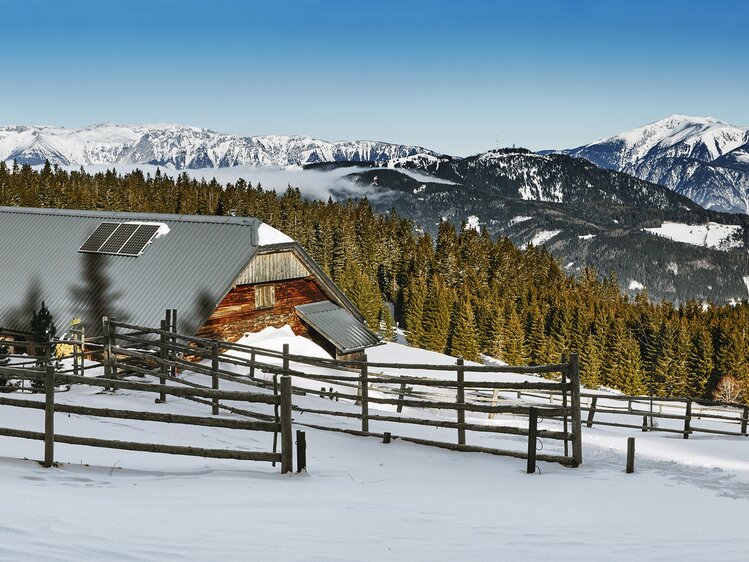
236 251 309 285
196 277 328 342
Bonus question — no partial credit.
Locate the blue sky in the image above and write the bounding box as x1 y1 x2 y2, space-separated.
1 0 747 155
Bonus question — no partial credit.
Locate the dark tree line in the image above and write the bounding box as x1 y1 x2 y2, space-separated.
1 160 748 401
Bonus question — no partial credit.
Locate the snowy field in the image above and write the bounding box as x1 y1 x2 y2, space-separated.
2 336 749 560
643 221 743 251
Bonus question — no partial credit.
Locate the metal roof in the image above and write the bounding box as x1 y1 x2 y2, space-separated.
0 206 261 336
295 301 382 354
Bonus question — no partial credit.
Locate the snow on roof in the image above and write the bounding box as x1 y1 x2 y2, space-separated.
257 223 294 246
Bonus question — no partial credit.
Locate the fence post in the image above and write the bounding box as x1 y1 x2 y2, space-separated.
79 326 85 376
568 353 583 466
280 375 293 474
157 319 167 403
397 382 406 413
72 328 78 376
296 429 306 473
626 437 635 473
170 309 177 379
642 415 649 431
456 357 465 446
249 350 256 378
586 396 597 428
742 406 748 436
361 353 369 433
561 354 569 458
684 399 692 440
109 320 117 384
102 316 111 379
527 406 538 474
43 365 55 468
272 374 279 466
211 342 219 415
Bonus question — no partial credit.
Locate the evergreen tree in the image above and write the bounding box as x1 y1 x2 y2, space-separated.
421 276 452 353
403 275 427 347
448 288 480 361
501 307 527 365
31 301 57 361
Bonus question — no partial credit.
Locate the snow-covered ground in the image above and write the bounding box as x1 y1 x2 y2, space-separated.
526 229 561 248
643 221 743 251
2 334 749 560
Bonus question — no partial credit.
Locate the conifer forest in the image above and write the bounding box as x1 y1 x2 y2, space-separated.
1 161 748 402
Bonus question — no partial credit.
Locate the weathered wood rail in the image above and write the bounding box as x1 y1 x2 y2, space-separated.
104 314 583 470
0 363 295 473
515 389 749 439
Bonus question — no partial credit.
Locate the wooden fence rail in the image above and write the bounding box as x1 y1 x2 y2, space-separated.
105 315 583 469
0 363 295 473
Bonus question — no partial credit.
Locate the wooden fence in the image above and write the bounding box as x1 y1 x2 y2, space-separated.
0 362 295 473
514 389 749 439
98 313 583 470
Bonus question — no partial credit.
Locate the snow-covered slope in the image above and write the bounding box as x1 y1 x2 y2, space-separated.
559 115 749 213
3 340 749 560
0 124 440 168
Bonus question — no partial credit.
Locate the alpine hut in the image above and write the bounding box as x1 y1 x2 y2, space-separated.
0 206 381 360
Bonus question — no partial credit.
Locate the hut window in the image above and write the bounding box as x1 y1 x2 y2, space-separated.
255 285 276 309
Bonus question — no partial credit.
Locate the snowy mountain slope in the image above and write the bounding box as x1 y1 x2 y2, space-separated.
0 124 440 168
557 115 749 213
310 153 749 304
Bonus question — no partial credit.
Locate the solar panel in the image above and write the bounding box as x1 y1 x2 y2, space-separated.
119 224 160 256
99 223 140 254
79 222 162 257
79 222 120 252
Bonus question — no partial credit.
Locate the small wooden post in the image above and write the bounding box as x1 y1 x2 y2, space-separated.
561 354 569 458
383 431 391 444
170 309 177 379
586 396 598 428
684 399 692 440
102 316 111 379
211 342 219 415
249 350 256 378
272 374 279 465
527 406 538 474
72 329 78 376
79 326 85 376
158 320 167 403
361 353 369 433
741 406 748 436
282 343 290 374
280 376 293 474
456 357 465 446
43 365 55 468
296 429 306 473
569 353 583 467
626 437 635 473
642 415 649 432
397 382 406 413
109 320 117 383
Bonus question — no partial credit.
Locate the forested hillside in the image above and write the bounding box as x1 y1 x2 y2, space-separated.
1 161 748 402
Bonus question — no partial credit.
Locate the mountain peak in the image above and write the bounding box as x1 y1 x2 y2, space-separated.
559 115 749 213
0 123 441 169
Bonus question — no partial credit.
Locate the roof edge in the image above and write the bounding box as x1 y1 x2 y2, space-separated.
0 206 260 226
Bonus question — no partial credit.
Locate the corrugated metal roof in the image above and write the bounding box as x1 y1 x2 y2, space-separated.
295 301 382 354
0 206 261 336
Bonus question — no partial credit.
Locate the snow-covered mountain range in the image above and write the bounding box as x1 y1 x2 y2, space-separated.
0 124 440 168
557 115 749 213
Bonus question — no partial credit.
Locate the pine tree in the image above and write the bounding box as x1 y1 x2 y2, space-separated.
403 275 427 347
501 307 527 365
421 276 452 353
448 288 480 361
687 325 713 398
